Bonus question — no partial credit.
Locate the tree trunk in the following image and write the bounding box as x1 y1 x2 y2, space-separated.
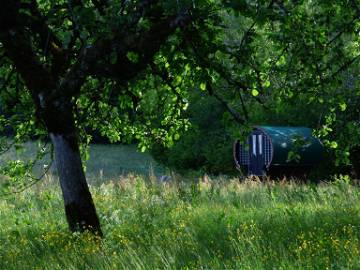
350 146 360 179
50 132 102 236
43 99 102 236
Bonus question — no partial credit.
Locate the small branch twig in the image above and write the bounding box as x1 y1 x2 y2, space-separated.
1 143 54 195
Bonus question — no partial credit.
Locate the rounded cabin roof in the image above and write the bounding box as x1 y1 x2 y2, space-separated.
255 126 323 165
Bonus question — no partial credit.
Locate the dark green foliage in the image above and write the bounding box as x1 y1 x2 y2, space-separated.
150 92 236 175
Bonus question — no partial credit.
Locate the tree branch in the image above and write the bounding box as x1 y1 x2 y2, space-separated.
238 21 256 54
57 9 192 100
23 0 68 77
91 0 107 15
326 15 360 47
150 62 184 103
0 1 57 117
207 83 245 124
329 54 360 81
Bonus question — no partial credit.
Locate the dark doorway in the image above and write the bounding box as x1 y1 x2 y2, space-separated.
249 130 266 176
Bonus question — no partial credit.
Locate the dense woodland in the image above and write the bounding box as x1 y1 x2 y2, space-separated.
0 0 359 237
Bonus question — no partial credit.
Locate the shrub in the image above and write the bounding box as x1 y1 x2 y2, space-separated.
150 92 236 175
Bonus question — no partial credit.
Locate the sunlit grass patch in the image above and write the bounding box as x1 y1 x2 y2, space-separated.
1 177 360 269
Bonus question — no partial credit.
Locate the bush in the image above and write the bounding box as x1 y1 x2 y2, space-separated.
150 92 236 175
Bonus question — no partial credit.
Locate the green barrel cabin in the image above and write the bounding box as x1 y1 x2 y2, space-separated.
233 126 324 178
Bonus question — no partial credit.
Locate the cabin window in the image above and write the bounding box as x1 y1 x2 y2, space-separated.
252 135 257 156
258 135 263 155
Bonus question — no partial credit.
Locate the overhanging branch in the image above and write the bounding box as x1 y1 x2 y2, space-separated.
58 9 192 100
207 82 245 124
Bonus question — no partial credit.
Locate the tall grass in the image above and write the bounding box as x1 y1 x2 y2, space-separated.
1 175 360 269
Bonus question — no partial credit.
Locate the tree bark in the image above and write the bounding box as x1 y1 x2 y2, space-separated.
50 133 102 235
43 100 102 236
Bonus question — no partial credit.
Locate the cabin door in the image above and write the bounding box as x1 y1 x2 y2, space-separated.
249 131 266 176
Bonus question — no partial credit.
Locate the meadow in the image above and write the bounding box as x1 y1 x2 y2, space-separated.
1 175 360 269
1 145 360 269
0 143 164 183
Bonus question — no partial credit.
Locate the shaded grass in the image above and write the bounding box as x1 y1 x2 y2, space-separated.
0 143 163 184
1 177 360 269
85 144 164 183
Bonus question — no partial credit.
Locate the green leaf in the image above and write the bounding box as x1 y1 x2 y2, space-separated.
339 102 347 111
263 80 271 88
126 51 139 63
329 141 338 149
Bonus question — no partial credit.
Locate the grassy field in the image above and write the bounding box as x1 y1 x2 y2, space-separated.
1 174 360 269
85 144 164 183
0 143 164 183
